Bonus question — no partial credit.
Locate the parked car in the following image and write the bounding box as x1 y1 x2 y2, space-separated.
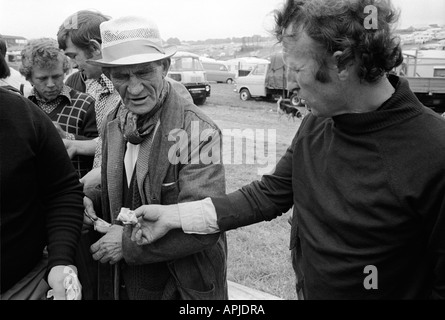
200 58 236 84
234 52 301 105
225 57 270 78
167 51 211 105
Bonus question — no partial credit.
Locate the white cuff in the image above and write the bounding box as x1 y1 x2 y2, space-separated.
178 198 220 234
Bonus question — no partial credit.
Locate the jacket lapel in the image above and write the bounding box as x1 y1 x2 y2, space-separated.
142 88 186 204
106 119 126 221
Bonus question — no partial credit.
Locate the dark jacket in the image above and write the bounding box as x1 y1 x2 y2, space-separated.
0 87 84 293
212 75 445 299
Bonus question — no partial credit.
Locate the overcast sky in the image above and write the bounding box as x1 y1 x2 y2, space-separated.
1 0 444 42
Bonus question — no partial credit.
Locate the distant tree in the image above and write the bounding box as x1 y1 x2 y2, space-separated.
166 37 181 45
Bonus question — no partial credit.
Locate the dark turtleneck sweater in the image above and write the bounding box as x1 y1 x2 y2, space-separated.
213 75 445 299
0 88 84 293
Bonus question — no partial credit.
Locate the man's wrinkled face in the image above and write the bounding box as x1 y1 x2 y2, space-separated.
63 36 102 80
108 61 168 115
30 59 65 101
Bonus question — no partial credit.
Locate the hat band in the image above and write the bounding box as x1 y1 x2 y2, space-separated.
102 39 166 63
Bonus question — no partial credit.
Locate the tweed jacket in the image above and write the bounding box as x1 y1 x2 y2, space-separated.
99 83 228 300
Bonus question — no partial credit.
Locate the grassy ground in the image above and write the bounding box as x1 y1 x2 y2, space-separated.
200 83 302 300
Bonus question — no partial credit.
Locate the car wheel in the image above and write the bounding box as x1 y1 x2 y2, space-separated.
290 93 301 106
226 78 233 84
240 89 251 101
194 97 206 105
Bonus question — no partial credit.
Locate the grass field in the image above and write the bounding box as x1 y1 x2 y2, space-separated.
201 83 303 300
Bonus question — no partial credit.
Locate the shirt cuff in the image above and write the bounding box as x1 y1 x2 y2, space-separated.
178 198 220 234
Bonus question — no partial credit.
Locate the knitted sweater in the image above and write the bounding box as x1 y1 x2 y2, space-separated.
28 86 98 178
0 88 84 293
213 75 445 299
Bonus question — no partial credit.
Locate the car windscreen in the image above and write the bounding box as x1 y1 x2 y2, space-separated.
170 57 204 71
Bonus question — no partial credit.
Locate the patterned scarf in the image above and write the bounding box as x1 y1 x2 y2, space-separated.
32 85 71 114
119 79 169 145
88 74 122 169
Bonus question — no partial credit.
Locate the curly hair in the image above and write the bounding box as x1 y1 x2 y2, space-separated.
274 0 403 83
19 38 71 80
57 10 110 58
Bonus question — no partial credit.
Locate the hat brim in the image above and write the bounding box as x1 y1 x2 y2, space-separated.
87 45 177 67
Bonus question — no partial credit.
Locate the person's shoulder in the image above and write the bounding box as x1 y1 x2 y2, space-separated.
0 86 30 105
68 87 95 104
167 78 193 103
0 84 23 95
0 86 48 120
183 104 220 132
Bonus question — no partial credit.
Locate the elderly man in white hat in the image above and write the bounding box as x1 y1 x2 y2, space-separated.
83 16 228 300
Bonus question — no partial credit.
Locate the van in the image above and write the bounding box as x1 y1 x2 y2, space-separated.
200 58 236 84
5 51 22 71
225 57 270 78
167 51 211 105
234 52 301 105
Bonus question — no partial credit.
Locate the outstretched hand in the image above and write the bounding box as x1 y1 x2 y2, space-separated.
52 121 67 139
131 204 180 245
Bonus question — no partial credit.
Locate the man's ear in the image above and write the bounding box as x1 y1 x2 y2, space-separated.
333 51 351 81
89 39 102 58
161 58 171 77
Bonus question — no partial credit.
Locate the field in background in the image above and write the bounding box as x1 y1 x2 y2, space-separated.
201 83 302 300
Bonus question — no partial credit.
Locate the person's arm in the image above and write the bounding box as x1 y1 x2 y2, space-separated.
52 101 98 141
132 199 217 245
424 176 445 299
121 123 225 264
33 102 84 297
80 166 102 192
75 100 98 140
63 138 97 158
432 240 445 299
132 132 298 245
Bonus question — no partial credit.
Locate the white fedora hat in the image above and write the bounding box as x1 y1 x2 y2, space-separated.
87 16 177 66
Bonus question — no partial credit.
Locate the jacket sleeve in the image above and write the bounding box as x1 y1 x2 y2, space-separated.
214 132 297 231
432 235 445 299
33 103 84 270
122 120 225 264
425 170 445 299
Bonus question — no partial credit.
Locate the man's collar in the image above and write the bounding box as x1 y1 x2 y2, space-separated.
31 85 72 104
98 74 115 93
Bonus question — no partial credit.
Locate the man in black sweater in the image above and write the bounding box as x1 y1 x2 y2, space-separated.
128 0 445 299
0 58 84 299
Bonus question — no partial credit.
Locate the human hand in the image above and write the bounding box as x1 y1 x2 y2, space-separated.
47 265 82 300
90 225 124 264
52 121 67 139
83 196 97 230
83 196 111 234
63 139 77 159
131 204 181 245
80 167 101 192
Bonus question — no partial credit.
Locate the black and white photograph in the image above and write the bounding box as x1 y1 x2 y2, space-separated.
1 0 445 310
